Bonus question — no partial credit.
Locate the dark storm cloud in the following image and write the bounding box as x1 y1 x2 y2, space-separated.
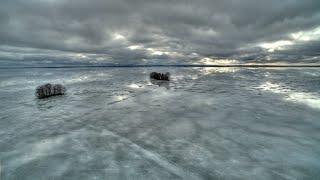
1 0 320 65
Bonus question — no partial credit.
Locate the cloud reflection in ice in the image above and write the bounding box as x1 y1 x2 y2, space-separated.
259 81 320 109
1 67 320 179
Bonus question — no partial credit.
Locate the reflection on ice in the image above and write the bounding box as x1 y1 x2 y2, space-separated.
127 83 143 89
18 136 65 166
199 67 240 75
150 79 170 89
114 95 129 101
1 67 320 179
101 129 202 180
259 81 320 109
288 93 320 109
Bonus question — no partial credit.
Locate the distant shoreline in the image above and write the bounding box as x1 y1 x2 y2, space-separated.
1 64 320 69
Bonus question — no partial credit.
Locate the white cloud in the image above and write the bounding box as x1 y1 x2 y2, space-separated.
259 41 294 52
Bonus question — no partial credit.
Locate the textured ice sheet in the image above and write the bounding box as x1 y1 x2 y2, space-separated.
0 67 320 179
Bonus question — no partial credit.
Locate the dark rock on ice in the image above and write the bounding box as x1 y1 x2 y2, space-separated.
150 72 170 81
36 83 66 99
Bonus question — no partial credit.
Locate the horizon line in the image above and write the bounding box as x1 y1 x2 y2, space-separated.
1 64 320 69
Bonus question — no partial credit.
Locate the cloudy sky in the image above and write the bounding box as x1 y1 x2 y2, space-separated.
1 0 320 66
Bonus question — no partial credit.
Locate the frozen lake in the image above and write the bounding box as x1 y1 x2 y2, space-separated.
0 67 320 179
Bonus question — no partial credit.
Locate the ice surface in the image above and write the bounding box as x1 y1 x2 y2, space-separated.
0 67 320 179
